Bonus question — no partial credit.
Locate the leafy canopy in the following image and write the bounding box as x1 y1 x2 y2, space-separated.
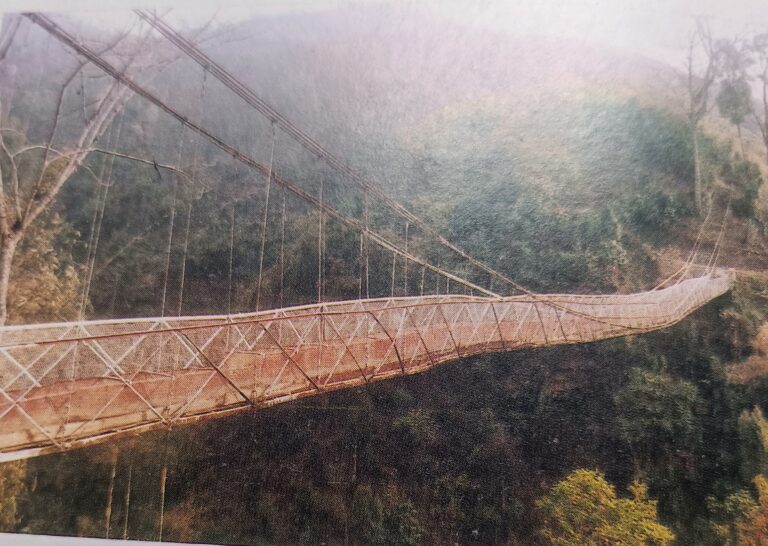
536 469 674 546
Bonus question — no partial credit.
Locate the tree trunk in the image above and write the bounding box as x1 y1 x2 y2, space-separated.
123 458 132 540
157 462 168 541
104 446 118 538
0 233 20 327
737 124 745 158
764 133 768 166
692 125 703 214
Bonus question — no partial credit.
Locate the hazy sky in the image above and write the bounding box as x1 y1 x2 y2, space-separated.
434 0 767 62
2 0 767 66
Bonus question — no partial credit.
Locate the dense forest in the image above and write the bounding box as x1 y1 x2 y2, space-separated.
3 6 768 545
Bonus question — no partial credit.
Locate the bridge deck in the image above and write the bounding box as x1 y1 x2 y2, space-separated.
0 272 732 460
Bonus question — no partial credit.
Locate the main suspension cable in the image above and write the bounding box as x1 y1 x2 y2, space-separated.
652 198 715 290
280 186 286 308
134 9 529 296
317 163 325 303
78 108 125 319
706 193 731 273
22 13 505 299
159 179 177 318
256 122 276 311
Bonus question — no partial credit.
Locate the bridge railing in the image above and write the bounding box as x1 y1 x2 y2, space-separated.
0 271 732 459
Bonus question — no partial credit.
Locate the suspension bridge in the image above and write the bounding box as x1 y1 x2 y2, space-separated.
0 12 734 461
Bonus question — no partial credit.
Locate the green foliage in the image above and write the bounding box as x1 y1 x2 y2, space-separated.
392 409 438 449
351 486 385 545
616 369 701 462
614 368 710 536
349 490 425 546
720 158 763 219
710 488 759 544
0 461 26 531
711 475 768 545
738 406 768 483
720 278 768 362
626 191 690 231
382 500 424 546
8 213 81 323
449 179 633 292
578 100 695 185
6 30 768 546
536 469 673 545
738 475 768 545
717 78 753 128
403 99 743 293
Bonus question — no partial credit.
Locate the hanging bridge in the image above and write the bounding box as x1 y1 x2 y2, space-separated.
0 13 734 460
0 272 732 460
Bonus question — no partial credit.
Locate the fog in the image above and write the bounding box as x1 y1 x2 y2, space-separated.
4 0 768 67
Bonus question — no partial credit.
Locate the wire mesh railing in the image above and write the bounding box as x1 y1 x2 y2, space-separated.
0 270 732 460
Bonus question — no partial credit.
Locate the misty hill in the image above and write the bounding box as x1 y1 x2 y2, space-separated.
2 5 763 317
197 3 686 168
5 7 768 546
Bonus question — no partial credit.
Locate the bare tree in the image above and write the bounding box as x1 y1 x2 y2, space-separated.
751 33 768 164
685 19 724 214
0 15 172 325
716 39 753 157
0 15 21 63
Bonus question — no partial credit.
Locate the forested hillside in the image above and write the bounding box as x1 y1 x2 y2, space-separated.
2 5 768 545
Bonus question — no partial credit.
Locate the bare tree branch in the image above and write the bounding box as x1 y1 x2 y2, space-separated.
20 60 88 223
0 15 22 64
0 120 9 236
0 132 21 222
91 148 191 178
0 11 217 324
